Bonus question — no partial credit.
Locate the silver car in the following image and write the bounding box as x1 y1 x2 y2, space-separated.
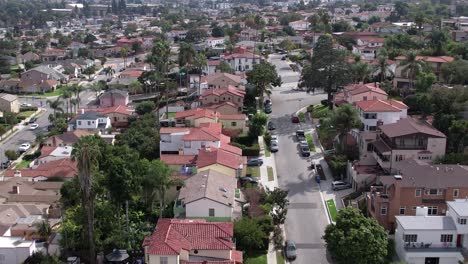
270 141 279 152
332 181 352 191
285 240 297 260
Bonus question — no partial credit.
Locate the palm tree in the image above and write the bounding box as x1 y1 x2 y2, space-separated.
413 12 426 40
426 29 448 56
399 52 426 89
71 136 102 264
33 219 52 256
331 104 362 153
103 66 115 77
60 86 73 115
120 45 129 68
375 53 390 83
89 82 104 98
193 53 207 94
70 98 79 114
352 62 371 83
308 14 320 46
70 84 84 109
178 42 196 68
129 80 142 95
46 98 64 118
147 39 170 73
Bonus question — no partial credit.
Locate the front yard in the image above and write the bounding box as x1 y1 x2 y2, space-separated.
311 104 330 118
27 87 64 97
15 160 30 169
245 251 267 264
247 166 261 178
17 111 35 119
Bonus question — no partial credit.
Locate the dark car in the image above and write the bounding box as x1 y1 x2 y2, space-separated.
247 158 263 166
267 121 276 130
300 145 310 157
284 240 297 260
281 56 287 60
28 117 37 124
264 99 272 106
47 124 55 131
296 130 305 141
1 160 11 169
291 113 299 123
264 105 272 114
240 177 259 184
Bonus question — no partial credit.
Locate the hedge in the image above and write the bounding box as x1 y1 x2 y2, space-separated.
243 144 260 156
20 106 38 112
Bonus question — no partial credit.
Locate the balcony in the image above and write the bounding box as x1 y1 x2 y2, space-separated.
372 151 390 169
404 242 462 252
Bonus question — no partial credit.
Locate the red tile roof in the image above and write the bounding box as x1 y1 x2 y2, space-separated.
38 146 56 159
219 114 247 120
197 148 244 169
4 159 77 179
143 219 235 255
220 142 242 155
183 123 224 141
395 55 454 63
175 108 218 120
355 99 407 112
160 155 197 165
344 83 388 96
379 117 446 138
120 70 144 78
200 86 246 98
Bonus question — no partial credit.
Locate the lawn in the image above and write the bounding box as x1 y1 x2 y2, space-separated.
326 199 338 222
247 166 261 178
305 133 316 152
27 87 64 97
264 141 271 157
276 251 285 264
245 251 267 264
167 112 176 118
267 166 274 181
15 160 30 169
311 105 330 118
17 111 35 119
298 112 305 122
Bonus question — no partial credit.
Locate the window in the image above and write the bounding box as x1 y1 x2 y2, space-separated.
209 208 215 217
399 207 406 215
399 138 405 146
160 256 168 264
87 121 91 126
440 234 453 243
428 189 438 195
380 206 387 215
184 141 191 148
369 126 377 131
364 113 377 119
428 206 438 215
231 122 237 126
78 121 82 125
404 234 417 242
454 189 459 197
412 206 417 210
458 218 467 225
363 96 367 101
395 155 404 162
367 143 374 151
415 189 421 197
418 137 424 146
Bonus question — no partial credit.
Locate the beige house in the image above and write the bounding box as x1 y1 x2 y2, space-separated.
219 114 248 133
174 108 218 127
44 130 93 147
200 86 245 107
143 219 243 264
203 101 241 115
206 72 243 89
16 52 40 64
0 93 19 113
197 147 246 178
334 82 388 105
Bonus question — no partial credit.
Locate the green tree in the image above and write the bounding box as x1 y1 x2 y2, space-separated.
103 66 115 77
265 188 289 225
331 104 362 147
129 80 142 95
414 72 436 93
82 65 96 80
135 101 155 115
299 34 350 109
399 51 427 89
448 120 468 153
4 149 18 161
426 29 449 56
215 61 234 74
178 42 195 68
432 112 456 136
246 61 282 107
120 45 130 68
83 33 97 44
185 28 208 43
234 217 272 251
33 219 53 256
441 60 468 84
60 86 73 114
211 26 225 37
375 51 390 82
46 98 64 118
146 39 170 73
71 136 102 264
352 62 371 83
323 207 388 264
249 112 268 138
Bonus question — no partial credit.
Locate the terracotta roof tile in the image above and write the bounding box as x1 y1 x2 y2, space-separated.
197 148 244 170
200 86 246 98
160 155 197 165
355 99 407 112
175 108 218 120
219 114 247 120
4 159 77 179
379 117 446 138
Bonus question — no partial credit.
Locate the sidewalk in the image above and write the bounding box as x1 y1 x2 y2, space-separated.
0 107 44 145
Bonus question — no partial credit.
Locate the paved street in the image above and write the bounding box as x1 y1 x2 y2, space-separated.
268 54 332 264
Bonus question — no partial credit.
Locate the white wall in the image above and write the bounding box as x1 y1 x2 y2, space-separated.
185 198 233 218
147 254 179 264
360 109 407 131
183 140 220 155
0 244 36 264
189 249 231 260
76 119 98 129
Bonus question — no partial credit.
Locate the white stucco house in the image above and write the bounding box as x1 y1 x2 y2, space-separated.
0 236 37 264
355 99 408 132
395 201 468 264
288 20 310 31
68 111 111 132
205 37 225 49
222 47 262 73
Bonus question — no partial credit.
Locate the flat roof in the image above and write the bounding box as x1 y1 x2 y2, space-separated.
396 216 456 231
448 200 468 217
0 236 34 248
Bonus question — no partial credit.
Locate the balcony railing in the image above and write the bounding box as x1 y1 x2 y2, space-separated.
404 242 462 252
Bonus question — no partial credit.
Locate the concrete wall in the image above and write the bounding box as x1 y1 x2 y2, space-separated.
147 254 179 264
0 243 36 264
186 198 233 218
219 119 247 133
189 249 231 260
360 109 407 131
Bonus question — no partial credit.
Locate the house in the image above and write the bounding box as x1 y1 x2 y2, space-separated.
205 72 243 90
219 114 248 134
355 99 407 131
175 169 241 219
0 236 37 264
142 219 243 264
0 93 20 113
80 105 135 128
334 82 388 105
99 89 129 107
289 20 310 31
2 158 78 181
394 201 468 264
394 55 454 89
35 146 73 165
367 159 468 231
43 130 93 147
40 48 67 61
205 37 225 49
197 147 246 178
16 52 40 64
200 86 245 108
160 154 197 175
67 111 111 132
174 108 218 127
18 65 67 93
0 177 63 205
202 101 242 115
371 117 446 171
222 47 262 72
451 30 468 42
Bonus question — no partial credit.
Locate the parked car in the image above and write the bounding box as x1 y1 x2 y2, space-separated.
281 56 287 60
20 103 32 107
271 135 279 144
240 177 259 184
284 240 297 260
299 140 308 148
28 117 37 124
18 143 31 153
270 141 279 152
296 130 305 141
247 158 263 166
1 160 11 169
30 124 39 130
264 105 272 114
332 181 352 191
291 113 299 123
300 145 310 157
47 124 55 131
267 121 276 130
264 99 272 106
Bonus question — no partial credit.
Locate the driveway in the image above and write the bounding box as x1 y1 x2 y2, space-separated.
268 54 332 264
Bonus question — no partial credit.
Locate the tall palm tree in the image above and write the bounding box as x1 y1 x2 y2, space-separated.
33 219 52 256
103 66 115 77
71 136 101 264
129 80 142 95
193 53 207 94
70 98 79 114
308 13 320 46
60 86 73 115
89 82 104 97
399 52 426 89
352 62 371 83
46 98 64 118
70 84 84 109
375 53 390 83
178 42 196 68
147 39 170 73
120 45 129 68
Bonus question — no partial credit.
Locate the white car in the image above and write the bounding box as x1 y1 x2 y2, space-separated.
271 135 279 144
18 143 31 153
20 103 32 107
30 124 39 130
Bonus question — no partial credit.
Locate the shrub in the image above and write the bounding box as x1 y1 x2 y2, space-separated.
20 106 38 112
321 99 329 107
298 112 305 122
4 149 18 161
273 226 284 249
264 132 272 146
235 135 256 146
307 104 314 113
243 144 260 156
325 154 348 180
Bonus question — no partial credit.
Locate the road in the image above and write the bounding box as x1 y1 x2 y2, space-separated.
268 54 332 264
0 89 97 165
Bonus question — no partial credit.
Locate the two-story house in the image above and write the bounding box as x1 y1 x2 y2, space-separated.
356 99 407 132
142 219 243 264
371 117 446 171
205 37 225 49
352 36 385 60
288 20 310 31
205 72 243 90
196 147 246 178
200 86 245 110
17 65 67 93
99 89 129 107
68 111 111 132
174 108 248 133
80 105 135 128
334 82 388 106
40 48 67 61
395 201 468 264
222 47 262 73
394 55 454 89
0 93 20 113
367 159 468 231
174 169 241 219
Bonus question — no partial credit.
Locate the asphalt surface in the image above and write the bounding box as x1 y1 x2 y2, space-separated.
267 54 332 264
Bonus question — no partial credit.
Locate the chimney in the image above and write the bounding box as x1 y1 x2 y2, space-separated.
415 206 429 216
12 185 19 194
81 109 84 114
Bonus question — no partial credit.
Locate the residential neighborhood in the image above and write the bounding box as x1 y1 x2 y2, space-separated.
0 0 467 263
